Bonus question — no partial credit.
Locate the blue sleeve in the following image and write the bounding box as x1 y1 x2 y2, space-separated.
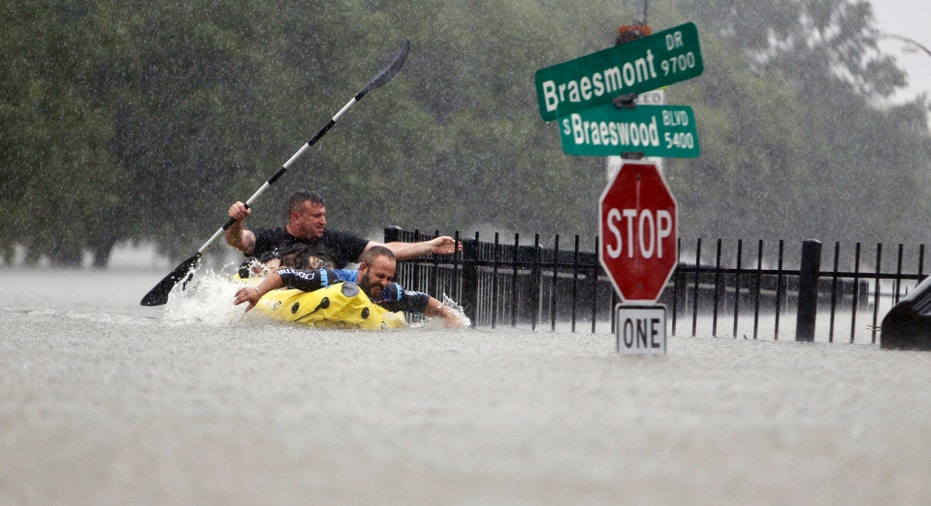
331 269 358 283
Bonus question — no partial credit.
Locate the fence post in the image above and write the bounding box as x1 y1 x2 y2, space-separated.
795 239 822 342
383 226 402 243
461 238 480 328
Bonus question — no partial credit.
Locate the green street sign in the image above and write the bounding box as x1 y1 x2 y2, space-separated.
535 22 703 122
559 104 699 158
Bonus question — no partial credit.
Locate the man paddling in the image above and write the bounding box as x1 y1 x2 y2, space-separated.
226 190 460 271
233 245 465 328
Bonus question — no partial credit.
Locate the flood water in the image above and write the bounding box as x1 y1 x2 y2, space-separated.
1 267 929 505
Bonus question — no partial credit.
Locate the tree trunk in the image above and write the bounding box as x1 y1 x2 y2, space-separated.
92 239 116 269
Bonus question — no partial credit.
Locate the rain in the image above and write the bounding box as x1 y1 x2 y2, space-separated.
3 0 928 267
1 1 929 504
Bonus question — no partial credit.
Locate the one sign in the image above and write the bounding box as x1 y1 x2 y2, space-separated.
559 104 699 157
599 160 677 303
615 304 667 355
535 22 703 122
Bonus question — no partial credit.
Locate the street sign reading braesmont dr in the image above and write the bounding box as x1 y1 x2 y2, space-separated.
559 103 699 158
535 22 703 122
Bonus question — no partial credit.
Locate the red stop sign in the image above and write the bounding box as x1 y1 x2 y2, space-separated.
599 160 677 302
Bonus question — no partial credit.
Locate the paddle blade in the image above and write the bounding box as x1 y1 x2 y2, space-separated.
140 253 202 306
361 40 410 96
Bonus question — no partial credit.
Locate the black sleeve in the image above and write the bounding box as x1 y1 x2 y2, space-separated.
252 227 286 259
375 283 431 313
276 268 340 292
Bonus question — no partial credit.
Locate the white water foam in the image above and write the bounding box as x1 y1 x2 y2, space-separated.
162 266 253 326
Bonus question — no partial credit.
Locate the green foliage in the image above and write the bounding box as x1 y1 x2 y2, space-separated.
1 1 127 265
1 0 929 266
669 0 931 244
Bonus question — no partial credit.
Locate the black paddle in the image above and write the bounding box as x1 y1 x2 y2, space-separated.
141 40 411 306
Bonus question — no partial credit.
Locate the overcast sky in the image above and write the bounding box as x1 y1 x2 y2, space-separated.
869 0 931 102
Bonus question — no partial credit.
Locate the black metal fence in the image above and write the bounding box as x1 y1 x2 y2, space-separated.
385 228 928 343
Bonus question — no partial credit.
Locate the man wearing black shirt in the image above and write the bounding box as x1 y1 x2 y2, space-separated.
226 190 459 270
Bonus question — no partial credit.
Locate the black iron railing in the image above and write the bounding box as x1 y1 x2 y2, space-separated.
385 228 928 343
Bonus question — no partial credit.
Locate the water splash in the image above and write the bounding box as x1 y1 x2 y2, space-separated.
162 266 252 326
431 293 470 329
442 293 470 327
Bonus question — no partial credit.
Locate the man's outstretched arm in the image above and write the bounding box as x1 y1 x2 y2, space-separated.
233 268 339 312
366 236 462 261
233 271 284 312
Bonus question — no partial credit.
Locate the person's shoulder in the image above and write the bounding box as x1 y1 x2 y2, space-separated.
322 228 363 239
254 225 286 236
331 269 358 282
322 229 366 242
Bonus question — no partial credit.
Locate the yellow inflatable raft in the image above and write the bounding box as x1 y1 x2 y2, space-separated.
252 281 408 330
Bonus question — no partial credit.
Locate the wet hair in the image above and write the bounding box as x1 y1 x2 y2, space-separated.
360 245 396 266
287 190 325 215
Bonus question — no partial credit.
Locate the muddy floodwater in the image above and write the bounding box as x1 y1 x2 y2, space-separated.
1 268 929 505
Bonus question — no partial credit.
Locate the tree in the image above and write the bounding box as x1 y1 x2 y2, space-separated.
0 1 127 266
667 0 931 244
3 0 928 268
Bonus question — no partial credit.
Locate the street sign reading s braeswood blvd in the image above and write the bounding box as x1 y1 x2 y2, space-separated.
559 103 699 157
535 22 703 122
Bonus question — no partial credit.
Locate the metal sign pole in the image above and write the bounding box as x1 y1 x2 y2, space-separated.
637 0 648 25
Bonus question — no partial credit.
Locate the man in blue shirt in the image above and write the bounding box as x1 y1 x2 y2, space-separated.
233 245 465 328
